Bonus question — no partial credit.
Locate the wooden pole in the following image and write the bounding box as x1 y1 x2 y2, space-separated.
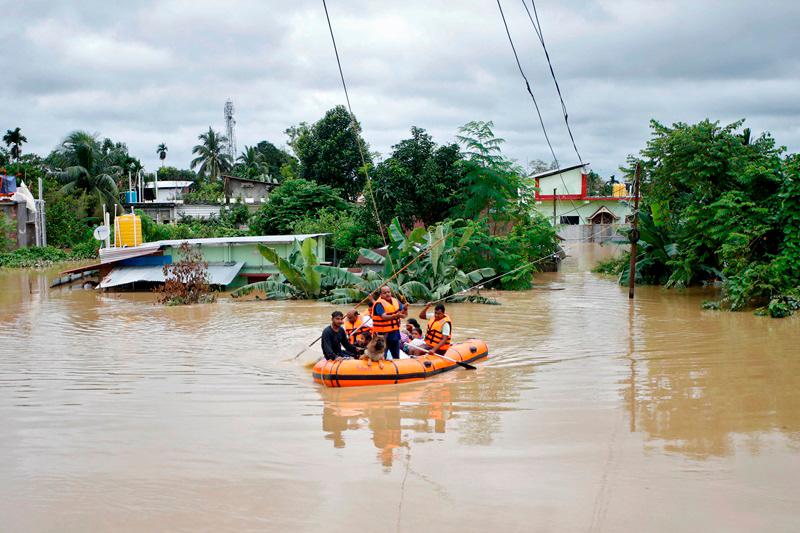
553 188 557 226
628 162 641 299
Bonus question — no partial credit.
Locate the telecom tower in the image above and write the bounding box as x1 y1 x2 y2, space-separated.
224 99 237 160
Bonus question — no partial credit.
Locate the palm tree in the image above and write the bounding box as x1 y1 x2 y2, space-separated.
235 145 268 179
54 131 119 212
3 127 27 162
156 143 168 167
190 128 232 181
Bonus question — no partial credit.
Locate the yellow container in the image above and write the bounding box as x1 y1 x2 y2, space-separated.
115 214 143 247
612 183 627 198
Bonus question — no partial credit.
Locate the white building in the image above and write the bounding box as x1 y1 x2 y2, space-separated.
144 180 194 202
532 163 634 241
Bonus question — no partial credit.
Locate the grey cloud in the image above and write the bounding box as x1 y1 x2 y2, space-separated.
1 0 798 177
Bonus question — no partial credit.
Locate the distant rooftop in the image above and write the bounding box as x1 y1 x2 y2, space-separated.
144 180 194 189
531 163 588 179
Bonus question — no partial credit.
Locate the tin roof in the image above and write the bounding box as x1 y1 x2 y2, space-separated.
99 261 244 289
98 234 329 264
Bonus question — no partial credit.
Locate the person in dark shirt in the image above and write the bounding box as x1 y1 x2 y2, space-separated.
321 311 361 360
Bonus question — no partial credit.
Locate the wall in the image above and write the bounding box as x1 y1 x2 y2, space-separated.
537 168 584 196
534 199 631 226
225 179 271 204
0 200 37 249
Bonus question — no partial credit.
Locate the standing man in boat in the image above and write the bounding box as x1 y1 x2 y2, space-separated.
417 303 452 355
370 286 405 360
321 311 362 360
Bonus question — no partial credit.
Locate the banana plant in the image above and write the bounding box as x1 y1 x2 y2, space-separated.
231 238 323 299
324 218 497 304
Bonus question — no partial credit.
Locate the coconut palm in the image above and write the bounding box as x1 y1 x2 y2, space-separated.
157 143 168 167
190 128 232 181
3 127 27 162
235 145 269 179
54 130 119 211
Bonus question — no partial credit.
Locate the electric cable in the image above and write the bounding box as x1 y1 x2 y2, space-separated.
321 0 389 249
521 0 583 164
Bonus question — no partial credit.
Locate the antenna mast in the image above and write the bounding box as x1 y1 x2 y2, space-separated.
224 99 237 160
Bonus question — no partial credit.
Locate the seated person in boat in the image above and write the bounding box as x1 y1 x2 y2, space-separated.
370 286 406 360
408 303 452 356
400 318 420 345
321 311 362 360
343 308 372 347
403 325 426 355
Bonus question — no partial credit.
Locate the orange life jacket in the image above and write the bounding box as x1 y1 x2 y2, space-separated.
371 297 402 334
424 314 452 351
344 315 371 343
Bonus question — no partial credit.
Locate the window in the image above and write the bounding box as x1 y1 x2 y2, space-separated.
560 216 579 225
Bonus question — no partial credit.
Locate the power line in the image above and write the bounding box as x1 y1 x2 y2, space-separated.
521 0 583 164
321 0 388 247
497 0 586 223
496 0 559 168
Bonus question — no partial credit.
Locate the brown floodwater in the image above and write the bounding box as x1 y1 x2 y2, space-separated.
1 244 799 532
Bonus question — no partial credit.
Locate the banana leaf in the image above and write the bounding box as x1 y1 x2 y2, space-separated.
315 265 366 287
257 244 310 294
231 279 297 299
358 247 387 267
300 237 321 296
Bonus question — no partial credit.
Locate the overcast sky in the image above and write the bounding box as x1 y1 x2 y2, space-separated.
3 0 799 177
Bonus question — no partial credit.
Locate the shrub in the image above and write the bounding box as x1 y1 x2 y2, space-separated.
155 242 216 305
0 246 71 268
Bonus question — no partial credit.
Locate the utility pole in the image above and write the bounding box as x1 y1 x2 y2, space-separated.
628 162 641 299
553 188 557 226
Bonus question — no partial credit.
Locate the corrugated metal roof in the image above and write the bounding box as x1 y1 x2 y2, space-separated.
99 261 245 289
98 234 329 264
99 244 162 264
148 233 329 248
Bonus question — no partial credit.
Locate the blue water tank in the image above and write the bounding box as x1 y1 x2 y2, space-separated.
123 191 138 204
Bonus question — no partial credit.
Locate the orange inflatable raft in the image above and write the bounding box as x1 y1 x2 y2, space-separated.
312 339 488 388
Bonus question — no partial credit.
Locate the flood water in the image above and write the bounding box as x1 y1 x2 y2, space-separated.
1 244 799 532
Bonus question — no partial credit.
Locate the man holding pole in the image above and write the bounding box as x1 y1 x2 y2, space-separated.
370 286 405 360
415 303 452 356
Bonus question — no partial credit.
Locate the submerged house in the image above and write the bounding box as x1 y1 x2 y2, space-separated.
57 233 329 291
532 163 634 241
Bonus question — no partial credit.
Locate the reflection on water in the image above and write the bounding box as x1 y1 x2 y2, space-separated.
1 247 799 531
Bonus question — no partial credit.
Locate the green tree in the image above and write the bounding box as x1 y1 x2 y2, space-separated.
156 143 168 167
372 127 465 228
3 127 27 162
52 131 119 213
234 145 269 179
158 166 197 181
255 140 297 179
190 128 232 180
291 106 370 201
454 121 525 222
249 178 348 235
615 119 800 317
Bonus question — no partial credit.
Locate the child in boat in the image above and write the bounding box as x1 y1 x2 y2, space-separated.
403 326 427 356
